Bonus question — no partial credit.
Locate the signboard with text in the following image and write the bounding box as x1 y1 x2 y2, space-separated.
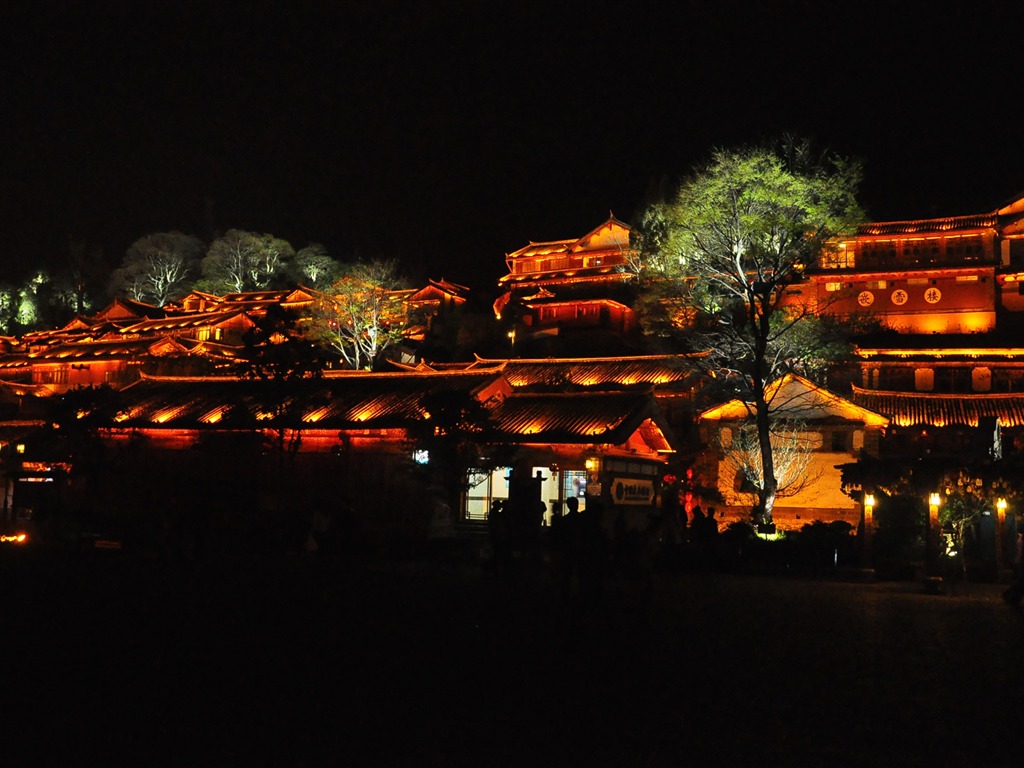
611 477 654 506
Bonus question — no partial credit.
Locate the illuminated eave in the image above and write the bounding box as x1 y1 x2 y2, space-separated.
857 346 1024 360
498 271 633 289
807 265 995 280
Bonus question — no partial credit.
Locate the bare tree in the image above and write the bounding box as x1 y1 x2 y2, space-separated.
111 232 204 305
200 229 294 294
721 420 823 510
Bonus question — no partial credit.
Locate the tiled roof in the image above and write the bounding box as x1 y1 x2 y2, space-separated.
854 213 999 237
110 371 502 428
472 355 698 389
119 309 251 334
488 391 671 447
73 370 675 453
497 265 628 285
28 337 156 360
850 385 1024 428
701 374 889 426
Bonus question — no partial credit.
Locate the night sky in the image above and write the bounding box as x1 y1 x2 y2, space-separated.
5 0 1024 290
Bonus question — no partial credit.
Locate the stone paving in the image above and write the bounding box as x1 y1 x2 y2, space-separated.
2 550 1023 767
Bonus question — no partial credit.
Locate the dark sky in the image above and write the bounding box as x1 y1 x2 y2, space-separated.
5 0 1024 290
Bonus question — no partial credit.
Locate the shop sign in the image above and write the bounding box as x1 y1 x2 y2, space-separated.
612 477 654 505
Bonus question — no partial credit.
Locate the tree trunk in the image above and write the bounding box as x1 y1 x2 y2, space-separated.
755 391 778 526
752 292 777 527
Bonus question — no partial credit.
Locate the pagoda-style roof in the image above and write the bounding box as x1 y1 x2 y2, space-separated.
700 374 889 427
108 370 505 429
219 288 317 309
848 192 1024 240
855 213 1000 238
118 309 255 335
469 355 700 389
405 278 469 305
499 265 631 288
487 390 675 451
499 216 635 287
505 216 632 260
850 385 1024 428
27 336 158 361
88 297 167 323
67 369 677 456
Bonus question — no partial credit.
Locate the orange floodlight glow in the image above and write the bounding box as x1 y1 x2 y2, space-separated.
0 533 28 544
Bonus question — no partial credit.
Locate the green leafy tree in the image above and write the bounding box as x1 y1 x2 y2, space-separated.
291 243 341 288
639 140 863 527
110 231 204 306
199 229 295 293
309 260 407 370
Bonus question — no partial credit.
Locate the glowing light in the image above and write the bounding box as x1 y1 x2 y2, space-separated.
865 494 875 508
0 533 27 544
199 407 225 424
929 492 942 507
152 406 186 424
303 407 329 424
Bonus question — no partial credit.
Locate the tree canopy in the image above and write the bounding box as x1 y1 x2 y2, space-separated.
110 231 204 306
199 229 295 294
308 260 407 370
639 140 864 525
291 244 341 288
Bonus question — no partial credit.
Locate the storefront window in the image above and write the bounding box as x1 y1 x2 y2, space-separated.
463 467 510 521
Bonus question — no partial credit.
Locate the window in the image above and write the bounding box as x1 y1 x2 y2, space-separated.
463 467 510 521
561 470 587 512
915 368 935 392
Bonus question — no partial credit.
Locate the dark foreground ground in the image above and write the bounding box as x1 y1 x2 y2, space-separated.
2 545 1023 768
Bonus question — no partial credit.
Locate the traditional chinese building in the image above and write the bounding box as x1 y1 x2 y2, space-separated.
794 192 1024 334
2 365 678 548
494 216 639 348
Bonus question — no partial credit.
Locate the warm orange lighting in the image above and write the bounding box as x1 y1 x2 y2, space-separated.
303 407 329 423
0 533 27 544
15 444 24 454
865 494 875 508
199 407 225 424
929 493 941 507
997 498 1008 514
585 457 598 470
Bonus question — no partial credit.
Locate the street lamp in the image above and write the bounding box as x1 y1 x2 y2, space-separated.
862 493 876 571
927 492 942 585
996 498 1009 576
